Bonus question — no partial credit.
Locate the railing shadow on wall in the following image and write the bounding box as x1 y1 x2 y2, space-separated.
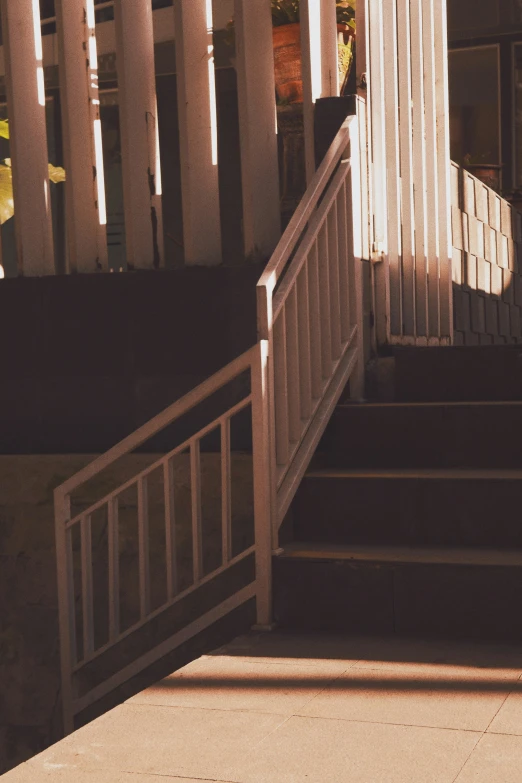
450 162 522 347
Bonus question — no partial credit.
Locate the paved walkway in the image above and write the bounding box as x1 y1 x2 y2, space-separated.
4 631 522 782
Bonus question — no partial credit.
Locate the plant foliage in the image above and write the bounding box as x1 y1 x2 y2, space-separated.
271 0 356 29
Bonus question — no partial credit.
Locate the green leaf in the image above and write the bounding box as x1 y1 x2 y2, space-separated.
0 120 9 140
0 164 14 224
49 163 66 183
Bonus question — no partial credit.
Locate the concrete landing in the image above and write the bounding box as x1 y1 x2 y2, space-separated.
5 632 522 782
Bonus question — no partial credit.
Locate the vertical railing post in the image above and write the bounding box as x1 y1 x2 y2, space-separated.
54 488 75 735
252 340 275 629
349 109 365 399
114 0 164 270
174 0 222 265
56 0 108 274
1 0 55 276
234 0 281 260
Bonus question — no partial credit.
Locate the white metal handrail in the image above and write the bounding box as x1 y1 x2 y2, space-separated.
54 106 366 736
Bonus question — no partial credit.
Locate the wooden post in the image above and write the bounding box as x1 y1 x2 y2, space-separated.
114 0 164 270
1 0 55 276
234 0 281 260
174 0 222 266
300 0 321 184
320 0 339 98
56 0 108 273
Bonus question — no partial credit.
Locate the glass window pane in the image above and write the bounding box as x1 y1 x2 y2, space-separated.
449 47 500 166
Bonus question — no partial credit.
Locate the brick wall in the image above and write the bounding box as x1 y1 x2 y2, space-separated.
451 162 522 345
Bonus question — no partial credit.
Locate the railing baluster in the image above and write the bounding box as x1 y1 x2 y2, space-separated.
337 181 351 342
308 241 323 399
297 265 312 421
137 477 150 619
108 497 120 641
65 525 78 667
318 222 332 378
328 201 342 360
221 419 232 565
286 288 302 443
81 515 94 657
190 440 203 582
164 459 178 599
273 309 290 466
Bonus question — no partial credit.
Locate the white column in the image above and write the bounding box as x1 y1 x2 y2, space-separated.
1 0 54 276
174 0 222 265
114 0 164 270
56 0 108 274
234 0 280 260
320 0 339 98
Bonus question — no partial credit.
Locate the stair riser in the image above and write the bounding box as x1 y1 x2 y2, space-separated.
294 477 522 548
274 558 522 640
321 405 522 469
393 347 522 402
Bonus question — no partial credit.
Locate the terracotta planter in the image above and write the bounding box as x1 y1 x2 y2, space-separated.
273 23 355 105
464 164 503 194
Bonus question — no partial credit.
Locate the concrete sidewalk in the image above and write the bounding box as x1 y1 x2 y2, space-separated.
4 631 522 782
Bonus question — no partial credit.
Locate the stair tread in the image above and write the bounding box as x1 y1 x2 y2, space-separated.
279 542 522 567
305 468 522 480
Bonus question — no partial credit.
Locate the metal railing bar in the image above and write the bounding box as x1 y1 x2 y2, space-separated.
64 395 253 529
57 347 258 497
81 515 95 657
108 496 120 641
164 459 178 600
221 419 232 566
73 545 256 671
137 476 151 619
190 440 203 583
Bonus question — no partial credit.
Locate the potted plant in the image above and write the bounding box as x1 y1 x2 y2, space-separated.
462 152 503 194
272 0 356 104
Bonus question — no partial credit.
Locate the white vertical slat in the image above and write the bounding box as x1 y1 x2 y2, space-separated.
348 116 366 398
137 477 150 619
251 341 274 627
108 497 120 641
382 0 402 338
221 418 232 565
190 440 203 581
433 0 454 340
54 490 75 735
81 515 94 658
0 0 54 276
234 0 281 259
327 202 342 360
367 0 389 345
114 0 164 270
422 0 441 340
56 0 108 274
296 266 312 420
321 0 340 97
273 310 290 466
337 179 351 342
410 0 429 340
285 289 301 443
308 242 323 399
163 459 177 598
396 0 416 338
174 0 222 265
318 222 332 377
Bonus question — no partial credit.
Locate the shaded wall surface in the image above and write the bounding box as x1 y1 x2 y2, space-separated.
0 266 261 454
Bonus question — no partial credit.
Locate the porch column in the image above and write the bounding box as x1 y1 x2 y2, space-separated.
56 0 108 273
114 0 164 270
301 0 340 184
174 0 222 265
0 0 55 276
234 0 280 260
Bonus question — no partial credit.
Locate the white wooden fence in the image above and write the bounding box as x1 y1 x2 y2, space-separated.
364 0 453 345
54 111 366 733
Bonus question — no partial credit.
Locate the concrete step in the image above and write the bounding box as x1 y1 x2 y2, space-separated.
319 401 522 469
273 543 522 640
292 469 522 548
393 346 522 402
